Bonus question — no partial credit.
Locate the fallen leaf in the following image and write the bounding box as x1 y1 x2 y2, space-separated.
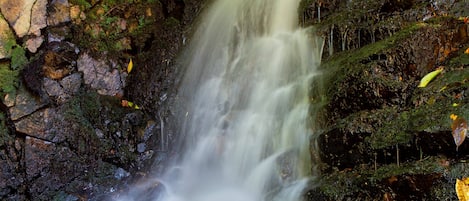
418 67 443 88
456 177 469 201
121 99 140 109
127 58 133 74
451 114 468 151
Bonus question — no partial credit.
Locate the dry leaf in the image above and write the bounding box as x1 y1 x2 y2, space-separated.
451 114 468 151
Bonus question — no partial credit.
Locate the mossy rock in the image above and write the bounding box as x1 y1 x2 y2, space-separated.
315 156 457 200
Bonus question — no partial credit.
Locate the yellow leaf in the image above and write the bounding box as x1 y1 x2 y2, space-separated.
127 58 133 74
451 114 459 121
456 178 469 201
418 68 443 88
454 103 460 107
465 48 469 55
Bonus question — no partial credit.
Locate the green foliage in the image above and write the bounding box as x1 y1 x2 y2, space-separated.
0 62 19 95
10 45 28 70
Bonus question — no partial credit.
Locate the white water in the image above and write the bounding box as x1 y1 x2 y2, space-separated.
119 0 323 200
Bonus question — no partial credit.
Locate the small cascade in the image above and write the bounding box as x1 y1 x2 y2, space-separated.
120 0 324 200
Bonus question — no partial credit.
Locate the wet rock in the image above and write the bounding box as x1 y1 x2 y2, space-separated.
77 53 125 96
9 88 47 120
143 120 157 141
0 14 15 59
47 0 71 26
114 168 130 180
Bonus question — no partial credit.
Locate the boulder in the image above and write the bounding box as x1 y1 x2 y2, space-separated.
0 0 46 38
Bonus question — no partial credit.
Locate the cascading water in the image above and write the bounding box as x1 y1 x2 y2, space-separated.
120 0 323 200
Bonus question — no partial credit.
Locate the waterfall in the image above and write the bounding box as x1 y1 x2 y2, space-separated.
119 0 323 200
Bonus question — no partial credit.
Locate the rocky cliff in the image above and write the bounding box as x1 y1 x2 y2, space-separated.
302 0 469 200
0 0 205 200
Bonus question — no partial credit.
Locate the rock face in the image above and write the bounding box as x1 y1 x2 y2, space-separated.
0 0 206 200
301 0 469 200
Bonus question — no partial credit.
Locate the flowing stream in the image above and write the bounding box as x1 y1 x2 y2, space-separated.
121 0 323 200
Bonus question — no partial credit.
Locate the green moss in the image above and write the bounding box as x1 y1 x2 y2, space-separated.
0 62 19 95
10 45 28 70
323 22 423 69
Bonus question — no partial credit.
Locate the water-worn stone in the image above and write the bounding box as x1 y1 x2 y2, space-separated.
77 53 125 96
0 15 15 59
